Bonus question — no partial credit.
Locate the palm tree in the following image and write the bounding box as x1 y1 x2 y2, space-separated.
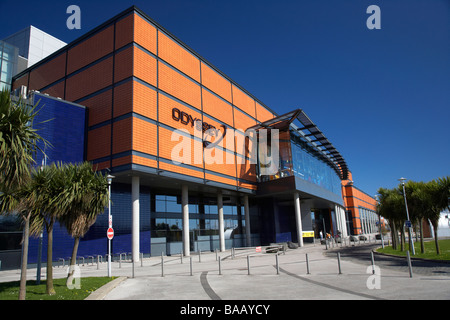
0 89 48 300
57 162 109 287
426 177 450 255
377 187 405 250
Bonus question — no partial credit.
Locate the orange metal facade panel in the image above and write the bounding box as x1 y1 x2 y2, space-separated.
132 117 157 156
201 88 233 126
65 57 113 101
113 81 133 118
67 25 114 74
158 93 202 136
158 61 201 109
134 47 157 87
200 62 232 102
41 81 65 99
134 14 157 55
158 126 203 169
255 102 274 122
83 89 112 126
237 158 257 182
233 107 257 132
159 161 204 179
29 52 66 90
133 80 157 120
87 124 111 161
112 117 132 154
132 155 157 168
232 84 256 118
11 73 28 91
114 46 134 83
158 31 200 82
204 157 237 178
115 13 134 50
205 173 236 187
112 155 132 167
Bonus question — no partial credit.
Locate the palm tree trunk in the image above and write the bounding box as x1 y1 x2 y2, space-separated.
419 218 425 254
66 237 80 287
46 220 56 295
432 220 440 255
400 226 405 251
18 214 30 300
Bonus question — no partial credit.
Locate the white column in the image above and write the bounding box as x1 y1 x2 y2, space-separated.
217 191 225 252
340 206 348 237
244 195 251 247
294 192 304 247
132 176 140 262
182 185 190 256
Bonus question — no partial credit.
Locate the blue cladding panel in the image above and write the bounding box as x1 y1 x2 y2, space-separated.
32 93 86 166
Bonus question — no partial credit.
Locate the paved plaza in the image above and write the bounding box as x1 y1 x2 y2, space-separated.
1 241 449 301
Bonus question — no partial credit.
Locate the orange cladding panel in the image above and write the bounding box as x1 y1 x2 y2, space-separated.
133 81 157 120
256 102 274 122
115 13 134 50
232 84 256 118
87 125 111 161
113 81 133 117
67 25 114 74
200 62 232 102
134 47 157 87
158 61 201 109
113 117 132 154
158 31 200 82
114 46 133 83
158 94 202 137
29 52 66 90
83 89 112 126
133 117 157 156
201 88 233 126
65 57 113 101
134 14 157 54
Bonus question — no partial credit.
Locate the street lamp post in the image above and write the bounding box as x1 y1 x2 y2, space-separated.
107 174 115 277
398 177 415 255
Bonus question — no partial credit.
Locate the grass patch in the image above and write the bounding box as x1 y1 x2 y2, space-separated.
377 239 450 261
0 276 115 300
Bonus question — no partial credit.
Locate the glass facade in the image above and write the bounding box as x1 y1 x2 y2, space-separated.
151 193 246 255
259 128 342 196
0 41 18 91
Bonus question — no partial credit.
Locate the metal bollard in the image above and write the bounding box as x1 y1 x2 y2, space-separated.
275 254 279 275
371 251 376 274
140 252 143 267
247 255 251 275
97 255 100 270
161 253 164 277
199 250 202 263
132 260 135 278
406 251 413 278
218 256 222 275
306 253 310 274
190 257 193 276
337 252 342 274
181 252 183 264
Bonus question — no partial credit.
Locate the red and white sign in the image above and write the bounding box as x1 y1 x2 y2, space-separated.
255 246 262 253
107 227 114 240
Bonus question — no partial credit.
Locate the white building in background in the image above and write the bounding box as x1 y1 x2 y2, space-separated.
435 209 450 238
2 25 66 75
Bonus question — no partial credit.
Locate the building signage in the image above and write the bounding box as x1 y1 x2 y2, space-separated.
172 107 227 148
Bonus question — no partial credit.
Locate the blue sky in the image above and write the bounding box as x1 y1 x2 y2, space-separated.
1 0 448 196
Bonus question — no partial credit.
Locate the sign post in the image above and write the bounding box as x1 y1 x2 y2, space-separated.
107 174 115 277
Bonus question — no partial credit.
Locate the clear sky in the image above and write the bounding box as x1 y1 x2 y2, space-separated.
1 0 448 197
